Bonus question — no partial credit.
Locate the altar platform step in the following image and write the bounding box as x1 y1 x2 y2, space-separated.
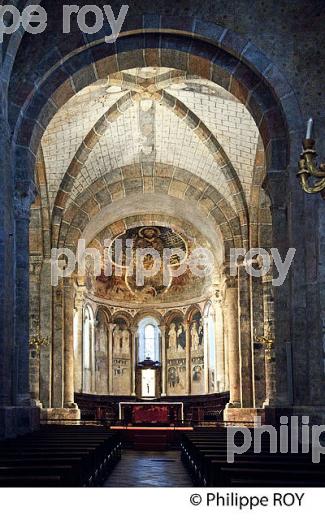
111 426 193 450
134 432 169 450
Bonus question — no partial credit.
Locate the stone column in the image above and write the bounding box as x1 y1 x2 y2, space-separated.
251 261 267 408
108 324 115 395
0 118 14 412
74 287 85 394
160 326 166 396
185 322 191 395
14 183 37 406
238 263 254 408
131 327 137 396
223 310 229 391
263 172 291 406
223 276 241 407
39 260 53 408
214 295 225 392
91 319 97 394
52 281 64 408
63 280 78 409
203 316 209 394
29 345 41 407
260 274 275 406
264 343 277 406
29 258 43 408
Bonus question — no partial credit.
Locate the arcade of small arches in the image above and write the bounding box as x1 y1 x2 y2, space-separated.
70 301 225 400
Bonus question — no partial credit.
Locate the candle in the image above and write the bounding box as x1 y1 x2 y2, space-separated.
306 117 313 139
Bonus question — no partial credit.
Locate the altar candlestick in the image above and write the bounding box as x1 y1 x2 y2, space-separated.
306 118 313 139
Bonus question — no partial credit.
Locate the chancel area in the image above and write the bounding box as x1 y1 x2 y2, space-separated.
30 65 265 424
1 0 325 488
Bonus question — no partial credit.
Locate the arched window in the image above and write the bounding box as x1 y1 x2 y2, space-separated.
138 317 160 362
144 324 155 360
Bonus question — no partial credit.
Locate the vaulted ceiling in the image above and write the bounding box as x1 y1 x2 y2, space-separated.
31 66 267 300
41 67 260 213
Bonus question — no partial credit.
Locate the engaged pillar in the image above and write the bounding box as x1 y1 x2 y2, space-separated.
14 183 37 406
185 322 191 395
131 327 137 397
238 264 254 408
224 276 241 407
264 343 277 406
203 316 209 394
108 324 115 395
214 294 225 392
160 326 166 397
74 287 85 393
63 280 78 409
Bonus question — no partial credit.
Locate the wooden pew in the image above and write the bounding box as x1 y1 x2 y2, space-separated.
181 429 325 487
0 426 121 487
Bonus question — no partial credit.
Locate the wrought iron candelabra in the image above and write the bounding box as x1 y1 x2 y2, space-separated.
297 118 325 194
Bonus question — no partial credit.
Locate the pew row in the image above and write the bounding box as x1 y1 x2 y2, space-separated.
181 429 325 487
0 425 121 487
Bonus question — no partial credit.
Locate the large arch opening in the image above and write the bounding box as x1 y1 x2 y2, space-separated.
7 16 312 428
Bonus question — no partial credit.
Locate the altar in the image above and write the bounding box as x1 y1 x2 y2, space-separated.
119 402 184 424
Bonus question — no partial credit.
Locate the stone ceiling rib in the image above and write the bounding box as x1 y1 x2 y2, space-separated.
55 164 240 258
52 84 247 238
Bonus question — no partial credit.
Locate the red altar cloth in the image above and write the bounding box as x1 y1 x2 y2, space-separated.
133 404 169 424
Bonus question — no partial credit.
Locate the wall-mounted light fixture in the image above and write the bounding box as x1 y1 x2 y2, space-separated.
297 118 325 195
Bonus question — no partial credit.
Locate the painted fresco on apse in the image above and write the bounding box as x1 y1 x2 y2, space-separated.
167 316 186 395
95 311 108 395
191 311 205 394
87 225 212 304
112 318 131 395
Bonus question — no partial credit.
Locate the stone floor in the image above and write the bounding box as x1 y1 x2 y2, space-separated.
104 450 193 487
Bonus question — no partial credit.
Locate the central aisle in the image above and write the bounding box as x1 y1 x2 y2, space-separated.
104 450 193 487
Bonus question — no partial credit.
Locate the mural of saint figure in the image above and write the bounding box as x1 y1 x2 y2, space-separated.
168 323 177 351
98 326 107 352
177 324 184 351
113 326 122 353
193 365 202 382
121 328 130 355
168 367 179 388
198 319 204 346
191 322 200 351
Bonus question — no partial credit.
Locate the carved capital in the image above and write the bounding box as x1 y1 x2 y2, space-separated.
222 262 238 290
29 256 43 276
262 171 289 210
74 290 86 309
130 326 138 336
14 181 38 220
224 274 237 290
212 288 223 306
